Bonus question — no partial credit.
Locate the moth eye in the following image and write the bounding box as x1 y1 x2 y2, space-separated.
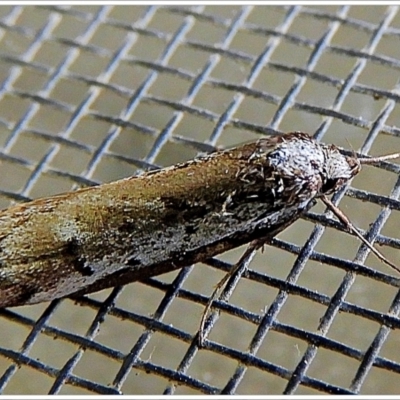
321 178 339 194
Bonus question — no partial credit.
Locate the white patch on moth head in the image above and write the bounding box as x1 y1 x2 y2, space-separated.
268 135 325 178
322 145 361 181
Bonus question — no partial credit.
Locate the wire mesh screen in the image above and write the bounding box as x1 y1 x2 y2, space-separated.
0 4 400 395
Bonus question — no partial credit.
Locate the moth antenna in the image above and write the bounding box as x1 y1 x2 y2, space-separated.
345 138 357 160
321 195 400 274
358 152 400 164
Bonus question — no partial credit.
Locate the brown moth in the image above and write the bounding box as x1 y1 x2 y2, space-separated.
0 132 398 308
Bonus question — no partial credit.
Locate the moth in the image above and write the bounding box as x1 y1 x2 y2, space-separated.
0 132 398 308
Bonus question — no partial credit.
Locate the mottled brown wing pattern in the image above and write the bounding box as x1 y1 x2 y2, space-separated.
0 132 397 307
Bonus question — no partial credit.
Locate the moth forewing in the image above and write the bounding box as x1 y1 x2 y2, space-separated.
0 132 398 309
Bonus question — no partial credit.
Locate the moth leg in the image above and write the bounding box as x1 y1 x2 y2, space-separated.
198 237 266 346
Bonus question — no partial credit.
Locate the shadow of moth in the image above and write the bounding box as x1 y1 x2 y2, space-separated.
0 132 398 308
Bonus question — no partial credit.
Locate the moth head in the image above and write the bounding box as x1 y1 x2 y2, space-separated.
319 144 361 195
